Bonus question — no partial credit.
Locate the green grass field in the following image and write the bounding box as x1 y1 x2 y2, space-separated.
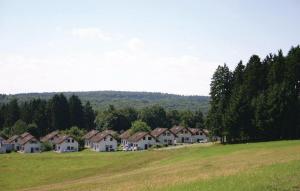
1 140 300 191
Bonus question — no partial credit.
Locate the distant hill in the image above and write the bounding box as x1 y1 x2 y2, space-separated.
0 91 210 113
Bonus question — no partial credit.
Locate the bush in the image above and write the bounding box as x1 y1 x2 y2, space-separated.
41 142 53 151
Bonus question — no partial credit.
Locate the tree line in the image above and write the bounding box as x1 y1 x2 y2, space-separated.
0 94 96 138
0 94 205 138
207 46 300 143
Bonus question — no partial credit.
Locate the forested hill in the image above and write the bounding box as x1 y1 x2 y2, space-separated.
0 91 210 113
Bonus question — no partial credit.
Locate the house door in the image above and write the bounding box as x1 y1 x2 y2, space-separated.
181 137 184 143
31 148 34 153
105 145 109 151
144 144 148 150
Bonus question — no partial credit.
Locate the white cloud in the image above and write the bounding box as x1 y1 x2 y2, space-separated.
71 27 113 41
127 38 145 52
0 35 220 95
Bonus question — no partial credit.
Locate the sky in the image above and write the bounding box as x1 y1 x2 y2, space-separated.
0 0 299 96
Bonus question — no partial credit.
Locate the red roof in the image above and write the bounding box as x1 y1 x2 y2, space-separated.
53 135 75 144
40 131 59 142
90 132 113 143
119 129 132 139
82 130 99 140
128 132 155 142
19 134 39 145
170 126 192 135
151 128 176 138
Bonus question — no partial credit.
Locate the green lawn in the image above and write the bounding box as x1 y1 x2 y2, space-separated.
1 140 300 191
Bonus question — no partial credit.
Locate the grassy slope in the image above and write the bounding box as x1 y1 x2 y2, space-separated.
0 141 300 191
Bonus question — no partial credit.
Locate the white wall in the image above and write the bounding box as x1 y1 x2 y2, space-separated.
156 131 176 145
175 130 193 143
55 137 78 153
20 142 41 153
129 135 156 150
92 135 117 152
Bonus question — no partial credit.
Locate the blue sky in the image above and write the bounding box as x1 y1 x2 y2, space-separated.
0 0 299 95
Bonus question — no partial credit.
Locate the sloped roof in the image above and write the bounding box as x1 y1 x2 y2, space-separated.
40 131 59 142
90 132 113 143
119 129 132 139
151 128 176 138
19 134 39 145
20 132 31 139
170 126 192 135
128 132 155 142
188 128 203 135
102 129 118 136
53 135 75 144
6 135 20 143
82 130 99 140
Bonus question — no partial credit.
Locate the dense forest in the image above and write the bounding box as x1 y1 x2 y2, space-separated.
0 91 210 113
207 46 300 143
0 94 205 138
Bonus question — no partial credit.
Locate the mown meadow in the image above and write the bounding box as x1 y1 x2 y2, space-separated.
1 140 300 191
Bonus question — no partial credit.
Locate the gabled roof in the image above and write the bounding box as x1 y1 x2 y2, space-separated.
82 130 99 140
53 135 75 144
119 129 131 139
188 128 203 135
6 135 20 143
170 126 192 135
203 129 209 136
102 129 118 136
151 128 176 138
40 131 59 142
128 132 155 142
19 134 39 145
20 132 31 139
90 132 113 143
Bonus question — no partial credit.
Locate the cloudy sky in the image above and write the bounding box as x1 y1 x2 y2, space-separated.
0 0 299 95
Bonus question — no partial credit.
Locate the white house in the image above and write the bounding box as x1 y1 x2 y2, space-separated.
40 130 60 149
188 128 208 143
170 126 193 144
82 130 99 148
0 136 8 153
119 129 132 148
53 135 78 153
6 135 21 151
151 128 176 145
127 132 157 150
19 133 41 153
90 132 117 152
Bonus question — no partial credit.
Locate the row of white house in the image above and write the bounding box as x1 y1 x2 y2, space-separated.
0 126 209 153
118 126 208 151
0 131 79 153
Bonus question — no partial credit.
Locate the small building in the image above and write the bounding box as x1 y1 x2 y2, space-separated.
188 128 208 143
151 128 176 145
53 135 78 153
6 135 21 151
127 132 157 150
90 132 117 152
40 131 60 149
82 130 99 148
0 136 10 153
119 129 132 148
170 126 193 144
19 134 41 153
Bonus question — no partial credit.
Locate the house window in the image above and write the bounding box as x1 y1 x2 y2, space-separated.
72 139 74 143
163 132 166 136
110 138 113 141
148 137 152 140
104 138 106 141
167 132 170 136
67 146 71 150
200 133 203 135
196 132 199 135
143 137 146 140
164 139 167 143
